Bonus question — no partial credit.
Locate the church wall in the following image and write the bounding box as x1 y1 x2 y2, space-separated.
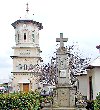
92 69 96 100
13 48 40 57
12 73 40 92
86 70 89 100
93 67 100 99
87 69 93 100
20 83 23 91
87 69 96 100
13 58 38 72
15 23 39 47
77 74 87 96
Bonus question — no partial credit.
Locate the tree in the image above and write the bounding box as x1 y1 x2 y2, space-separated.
40 42 91 86
67 44 91 85
40 61 56 86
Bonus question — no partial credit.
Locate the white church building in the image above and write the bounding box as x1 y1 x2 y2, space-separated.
10 4 43 92
86 56 100 100
76 56 100 100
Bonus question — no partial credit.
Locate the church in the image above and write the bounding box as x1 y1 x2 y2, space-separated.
10 4 43 92
10 4 100 104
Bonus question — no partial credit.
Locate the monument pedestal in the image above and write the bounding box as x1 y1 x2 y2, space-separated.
52 84 76 109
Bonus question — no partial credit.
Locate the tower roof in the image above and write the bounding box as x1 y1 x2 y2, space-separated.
12 3 43 30
11 20 43 30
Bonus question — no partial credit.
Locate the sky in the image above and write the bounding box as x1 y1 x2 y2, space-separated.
0 0 100 81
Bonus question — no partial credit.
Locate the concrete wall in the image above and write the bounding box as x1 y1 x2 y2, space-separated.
13 57 39 72
87 67 100 100
12 73 40 92
15 23 39 46
93 67 100 99
77 74 87 97
87 69 93 100
13 47 40 57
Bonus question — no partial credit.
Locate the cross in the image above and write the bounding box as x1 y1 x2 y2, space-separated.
26 3 29 13
56 33 68 48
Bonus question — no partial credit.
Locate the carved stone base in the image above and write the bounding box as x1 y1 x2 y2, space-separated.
53 86 76 108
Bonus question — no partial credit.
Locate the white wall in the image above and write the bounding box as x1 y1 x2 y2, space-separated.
11 21 42 92
15 23 39 46
94 67 100 99
12 73 40 92
87 69 94 100
87 67 100 100
77 74 87 96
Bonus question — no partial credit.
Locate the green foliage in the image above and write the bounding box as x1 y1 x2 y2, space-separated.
0 91 52 110
94 92 100 110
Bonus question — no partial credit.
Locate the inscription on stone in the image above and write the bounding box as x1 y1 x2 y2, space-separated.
60 70 66 78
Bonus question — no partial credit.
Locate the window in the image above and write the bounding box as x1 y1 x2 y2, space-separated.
18 34 19 42
32 31 35 42
24 33 26 40
24 64 27 70
32 34 34 42
18 64 22 70
29 64 34 69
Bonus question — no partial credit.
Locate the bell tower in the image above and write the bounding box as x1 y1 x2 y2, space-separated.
11 4 43 92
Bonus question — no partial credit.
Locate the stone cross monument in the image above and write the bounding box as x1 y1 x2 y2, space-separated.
56 33 70 86
56 33 68 47
53 33 76 110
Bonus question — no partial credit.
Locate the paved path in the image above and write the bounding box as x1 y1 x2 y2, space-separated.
42 107 86 110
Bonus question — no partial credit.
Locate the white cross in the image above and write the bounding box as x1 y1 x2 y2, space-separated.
56 33 68 47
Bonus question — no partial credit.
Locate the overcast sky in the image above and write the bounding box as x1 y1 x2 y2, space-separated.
0 0 100 81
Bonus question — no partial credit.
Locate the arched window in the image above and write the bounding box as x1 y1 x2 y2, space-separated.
18 64 22 70
24 33 26 40
18 34 20 42
29 64 34 69
32 31 35 42
24 64 27 70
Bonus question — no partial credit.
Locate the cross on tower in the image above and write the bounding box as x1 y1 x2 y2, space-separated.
56 33 68 48
26 3 29 13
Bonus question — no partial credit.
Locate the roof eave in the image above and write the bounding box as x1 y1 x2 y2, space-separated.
11 20 43 30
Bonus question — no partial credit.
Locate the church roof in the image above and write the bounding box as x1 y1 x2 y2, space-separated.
87 56 100 68
11 20 43 30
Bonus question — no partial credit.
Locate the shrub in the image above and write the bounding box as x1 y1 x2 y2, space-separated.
0 91 52 110
94 92 100 110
